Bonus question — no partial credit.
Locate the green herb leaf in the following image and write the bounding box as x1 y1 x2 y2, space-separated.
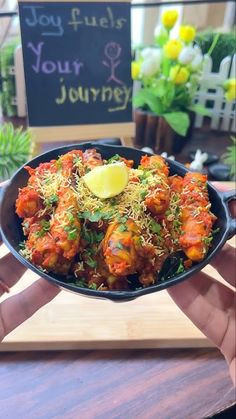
140 190 148 199
89 283 97 290
36 220 50 237
118 225 127 232
107 154 120 164
150 220 161 234
176 260 185 274
117 216 128 224
68 229 77 240
67 211 75 223
202 235 213 246
79 210 114 223
86 257 97 268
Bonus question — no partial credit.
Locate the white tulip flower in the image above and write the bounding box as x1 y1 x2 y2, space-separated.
141 58 160 77
140 48 162 77
178 46 195 65
141 47 155 60
141 47 162 63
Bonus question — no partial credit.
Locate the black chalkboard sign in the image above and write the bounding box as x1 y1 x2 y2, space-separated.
18 1 133 128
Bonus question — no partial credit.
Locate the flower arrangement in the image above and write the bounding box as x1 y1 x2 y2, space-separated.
132 9 235 137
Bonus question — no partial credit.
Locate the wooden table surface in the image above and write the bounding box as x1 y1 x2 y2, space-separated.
0 348 235 419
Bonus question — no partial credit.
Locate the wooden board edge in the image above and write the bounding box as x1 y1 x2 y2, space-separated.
0 338 214 351
30 122 135 142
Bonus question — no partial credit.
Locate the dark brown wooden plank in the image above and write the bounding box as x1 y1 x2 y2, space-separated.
0 349 234 418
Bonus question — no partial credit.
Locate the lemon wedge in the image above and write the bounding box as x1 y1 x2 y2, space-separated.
83 162 129 199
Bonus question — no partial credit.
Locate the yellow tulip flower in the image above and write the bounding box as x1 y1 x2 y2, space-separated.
170 65 190 85
180 25 196 43
224 78 236 101
131 61 141 80
161 9 179 30
164 39 182 60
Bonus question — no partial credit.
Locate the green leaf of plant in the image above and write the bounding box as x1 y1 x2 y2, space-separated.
163 112 190 136
188 104 211 116
133 89 164 115
222 136 236 178
0 123 33 182
133 89 147 108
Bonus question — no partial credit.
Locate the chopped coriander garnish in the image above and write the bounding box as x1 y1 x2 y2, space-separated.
107 154 120 164
149 220 161 234
89 283 97 290
176 260 185 274
116 242 124 250
202 235 213 246
117 215 128 224
140 190 148 199
64 223 78 241
86 257 97 268
118 225 127 232
68 229 77 240
67 211 75 223
78 209 114 223
73 156 82 165
82 226 104 244
68 277 87 288
173 220 182 229
36 220 50 237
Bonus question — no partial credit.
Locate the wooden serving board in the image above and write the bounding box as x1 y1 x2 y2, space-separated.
1 181 235 351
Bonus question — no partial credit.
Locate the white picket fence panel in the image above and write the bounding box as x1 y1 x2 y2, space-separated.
194 54 236 132
14 45 26 118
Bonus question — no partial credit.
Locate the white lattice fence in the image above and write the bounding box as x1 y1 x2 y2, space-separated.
194 54 236 132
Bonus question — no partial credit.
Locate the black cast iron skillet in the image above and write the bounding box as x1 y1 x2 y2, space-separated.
0 142 235 301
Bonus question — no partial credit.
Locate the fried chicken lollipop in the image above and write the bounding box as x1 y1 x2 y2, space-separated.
102 218 143 276
140 155 170 215
179 172 216 261
50 187 81 259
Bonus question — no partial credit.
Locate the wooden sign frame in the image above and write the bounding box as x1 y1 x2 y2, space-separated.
18 0 135 146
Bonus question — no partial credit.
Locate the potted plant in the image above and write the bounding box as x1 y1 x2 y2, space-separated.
132 9 211 153
0 123 33 182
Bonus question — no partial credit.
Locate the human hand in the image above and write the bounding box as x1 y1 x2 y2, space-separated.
0 239 60 342
168 184 236 386
0 180 60 342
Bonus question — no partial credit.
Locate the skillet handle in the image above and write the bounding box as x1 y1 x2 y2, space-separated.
221 189 236 239
0 180 9 202
0 181 10 241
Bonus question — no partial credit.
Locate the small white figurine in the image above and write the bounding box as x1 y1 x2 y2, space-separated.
141 147 154 154
161 152 175 161
189 149 208 172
